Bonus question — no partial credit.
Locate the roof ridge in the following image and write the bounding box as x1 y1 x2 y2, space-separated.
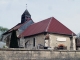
45 17 52 32
27 18 51 26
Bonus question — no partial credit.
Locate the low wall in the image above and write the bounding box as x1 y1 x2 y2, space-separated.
0 48 80 60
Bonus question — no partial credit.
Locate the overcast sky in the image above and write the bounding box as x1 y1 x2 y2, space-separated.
0 0 80 34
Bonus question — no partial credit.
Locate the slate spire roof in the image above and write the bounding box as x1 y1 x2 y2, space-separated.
21 9 31 24
20 17 76 37
22 9 31 17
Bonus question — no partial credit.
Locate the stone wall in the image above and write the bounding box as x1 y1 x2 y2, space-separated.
0 48 80 60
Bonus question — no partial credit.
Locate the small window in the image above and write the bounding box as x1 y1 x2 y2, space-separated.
33 38 35 47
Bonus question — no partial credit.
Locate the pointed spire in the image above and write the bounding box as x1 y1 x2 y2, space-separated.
24 4 31 17
21 5 31 24
24 9 31 17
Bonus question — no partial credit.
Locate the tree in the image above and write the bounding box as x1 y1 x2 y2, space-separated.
0 26 8 32
0 26 8 40
77 33 80 40
10 30 18 48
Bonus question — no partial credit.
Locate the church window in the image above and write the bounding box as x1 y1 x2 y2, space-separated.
33 38 35 47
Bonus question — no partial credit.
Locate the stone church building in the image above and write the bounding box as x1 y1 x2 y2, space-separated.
1 8 76 50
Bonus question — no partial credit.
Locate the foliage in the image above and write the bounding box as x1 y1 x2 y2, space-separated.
77 33 80 40
10 30 19 48
3 45 8 48
0 26 8 32
0 26 8 40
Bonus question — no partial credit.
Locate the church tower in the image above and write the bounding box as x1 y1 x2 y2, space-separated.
21 9 31 24
19 8 34 34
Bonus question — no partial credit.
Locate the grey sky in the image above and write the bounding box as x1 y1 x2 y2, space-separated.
0 0 80 34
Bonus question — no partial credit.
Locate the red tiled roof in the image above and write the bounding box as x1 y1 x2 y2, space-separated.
9 23 22 32
3 19 33 35
20 17 76 37
3 23 22 35
47 17 75 35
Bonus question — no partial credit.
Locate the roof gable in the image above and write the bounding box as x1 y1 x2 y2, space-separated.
47 17 75 35
20 17 76 37
3 19 34 35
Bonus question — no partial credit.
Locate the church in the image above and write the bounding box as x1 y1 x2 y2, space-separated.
1 8 76 50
